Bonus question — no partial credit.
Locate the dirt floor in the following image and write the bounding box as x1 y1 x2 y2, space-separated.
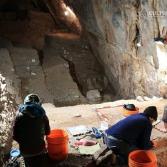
41 97 167 167
11 97 167 167
43 98 167 129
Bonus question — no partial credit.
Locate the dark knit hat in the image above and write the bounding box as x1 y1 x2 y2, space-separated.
143 106 158 121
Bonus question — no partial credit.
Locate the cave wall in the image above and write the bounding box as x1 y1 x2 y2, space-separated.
69 0 167 98
0 74 17 165
1 0 167 99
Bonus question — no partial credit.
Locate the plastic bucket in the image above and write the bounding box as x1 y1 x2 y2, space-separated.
123 107 139 117
46 129 69 161
128 150 157 167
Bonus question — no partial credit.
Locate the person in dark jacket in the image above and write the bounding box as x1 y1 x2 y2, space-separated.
13 94 50 167
103 106 158 165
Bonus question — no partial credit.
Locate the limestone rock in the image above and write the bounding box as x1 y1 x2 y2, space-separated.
0 74 17 158
143 96 152 101
0 48 21 103
10 47 40 67
45 33 109 97
159 83 167 98
43 49 85 106
86 89 101 104
136 96 145 102
69 0 167 98
9 47 53 103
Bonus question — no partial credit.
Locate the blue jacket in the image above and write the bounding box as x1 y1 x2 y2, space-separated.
105 113 153 149
19 102 46 118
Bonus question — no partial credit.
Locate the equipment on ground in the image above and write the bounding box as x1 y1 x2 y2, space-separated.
3 149 25 167
92 127 102 139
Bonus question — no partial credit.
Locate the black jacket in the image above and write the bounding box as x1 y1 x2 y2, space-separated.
13 103 50 155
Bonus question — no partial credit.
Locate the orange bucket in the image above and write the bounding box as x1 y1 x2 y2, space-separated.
128 150 157 167
123 107 139 117
46 129 69 161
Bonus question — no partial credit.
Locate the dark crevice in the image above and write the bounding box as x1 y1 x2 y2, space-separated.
87 35 116 97
60 56 85 96
136 0 144 55
134 24 141 54
152 0 160 38
135 25 140 44
37 50 44 65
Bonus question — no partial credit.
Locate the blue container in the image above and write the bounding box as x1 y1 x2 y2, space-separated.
10 149 20 157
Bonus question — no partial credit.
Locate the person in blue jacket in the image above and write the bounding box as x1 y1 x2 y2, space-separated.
13 94 50 167
103 106 158 165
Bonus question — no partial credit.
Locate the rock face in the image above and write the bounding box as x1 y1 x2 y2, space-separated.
86 89 101 104
45 32 110 99
0 48 21 103
0 11 55 49
0 8 111 105
0 75 17 162
43 47 85 106
69 0 167 98
1 0 167 100
0 32 110 106
9 47 53 103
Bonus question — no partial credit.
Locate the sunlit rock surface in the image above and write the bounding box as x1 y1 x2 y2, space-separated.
69 0 167 98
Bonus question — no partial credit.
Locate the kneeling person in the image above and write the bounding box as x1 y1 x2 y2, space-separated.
103 106 158 164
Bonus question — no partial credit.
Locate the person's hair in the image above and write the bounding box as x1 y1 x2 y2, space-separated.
143 106 158 121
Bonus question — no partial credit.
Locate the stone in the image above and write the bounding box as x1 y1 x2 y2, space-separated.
0 74 17 159
21 66 54 103
86 89 101 104
0 48 21 103
143 96 152 101
9 47 54 103
10 47 40 66
44 33 108 98
43 49 85 106
159 83 167 98
136 96 145 102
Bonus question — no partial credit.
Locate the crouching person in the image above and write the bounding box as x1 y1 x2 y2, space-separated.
13 94 50 167
103 106 158 165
